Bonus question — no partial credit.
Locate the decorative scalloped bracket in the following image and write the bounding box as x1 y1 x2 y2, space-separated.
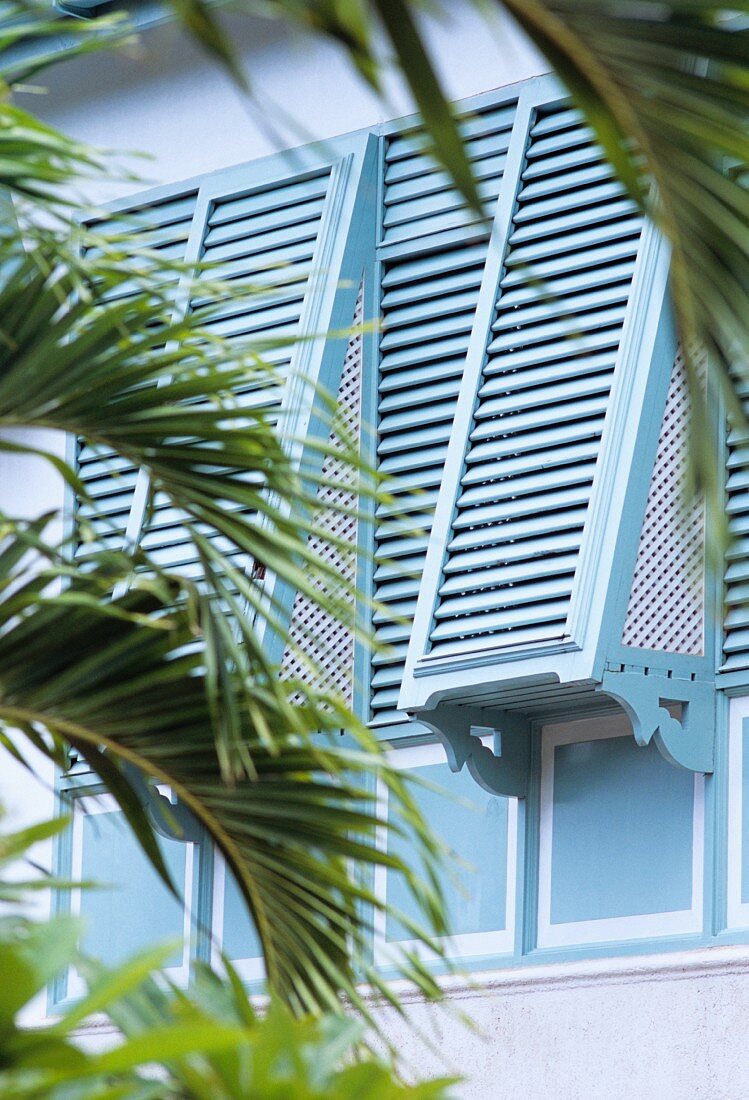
413 705 531 796
598 668 714 773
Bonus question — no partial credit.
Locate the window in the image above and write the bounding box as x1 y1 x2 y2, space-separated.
58 74 740 991
375 742 518 963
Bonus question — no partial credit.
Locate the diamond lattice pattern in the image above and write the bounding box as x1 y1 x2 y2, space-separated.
279 285 363 705
621 348 704 654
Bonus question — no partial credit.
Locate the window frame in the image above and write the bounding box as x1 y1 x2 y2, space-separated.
373 740 519 964
537 713 705 949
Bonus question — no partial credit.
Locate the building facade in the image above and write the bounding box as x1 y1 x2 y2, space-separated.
4 6 749 1097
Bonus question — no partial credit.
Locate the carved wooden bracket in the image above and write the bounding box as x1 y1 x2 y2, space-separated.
598 668 715 773
412 704 531 797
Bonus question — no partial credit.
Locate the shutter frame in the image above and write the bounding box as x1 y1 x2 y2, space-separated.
73 132 378 660
396 76 712 778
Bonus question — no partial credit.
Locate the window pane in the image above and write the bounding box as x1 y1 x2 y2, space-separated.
221 869 262 962
79 808 187 966
550 736 694 924
386 760 509 942
741 725 749 906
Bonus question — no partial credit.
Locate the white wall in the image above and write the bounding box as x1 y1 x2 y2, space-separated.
376 947 749 1100
28 2 546 203
74 945 749 1098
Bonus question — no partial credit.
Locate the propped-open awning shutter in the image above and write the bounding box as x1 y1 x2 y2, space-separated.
75 137 376 643
398 75 674 719
428 101 643 659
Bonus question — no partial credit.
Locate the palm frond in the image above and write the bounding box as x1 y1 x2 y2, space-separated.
0 523 451 1019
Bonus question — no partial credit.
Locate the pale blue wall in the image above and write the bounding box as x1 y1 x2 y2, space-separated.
550 736 694 924
385 760 509 942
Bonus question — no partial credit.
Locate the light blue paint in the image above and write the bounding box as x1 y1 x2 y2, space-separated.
386 761 509 942
80 810 186 966
550 735 694 924
221 869 262 961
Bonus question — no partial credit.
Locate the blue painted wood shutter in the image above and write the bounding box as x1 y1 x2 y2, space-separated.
75 138 376 643
426 100 643 659
370 94 521 734
397 76 676 721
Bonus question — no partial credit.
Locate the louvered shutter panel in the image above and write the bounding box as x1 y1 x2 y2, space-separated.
74 138 376 647
723 384 749 673
75 191 198 561
397 78 678 727
427 103 643 659
138 169 334 579
371 97 520 733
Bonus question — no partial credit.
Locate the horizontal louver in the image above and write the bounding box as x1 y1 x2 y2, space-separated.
138 170 332 579
371 101 518 731
427 105 644 660
381 104 516 250
723 379 749 671
75 192 198 562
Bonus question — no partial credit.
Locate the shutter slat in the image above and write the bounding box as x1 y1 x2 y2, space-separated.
492 280 632 330
445 529 582 576
479 352 616 397
462 437 601 487
431 598 570 642
203 197 326 248
435 576 573 620
440 550 580 596
384 152 508 204
381 243 487 288
501 236 639 288
207 174 329 226
458 460 598 508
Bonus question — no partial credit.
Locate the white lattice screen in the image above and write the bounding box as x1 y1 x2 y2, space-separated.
279 285 363 705
621 348 705 655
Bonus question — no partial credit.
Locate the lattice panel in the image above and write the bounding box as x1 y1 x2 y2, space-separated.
621 349 705 654
279 285 363 705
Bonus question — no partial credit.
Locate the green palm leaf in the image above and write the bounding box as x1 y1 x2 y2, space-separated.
0 525 451 1020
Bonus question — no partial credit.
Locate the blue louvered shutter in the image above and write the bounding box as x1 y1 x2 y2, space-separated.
75 191 198 561
398 77 674 717
428 103 643 658
74 139 375 618
370 96 520 734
